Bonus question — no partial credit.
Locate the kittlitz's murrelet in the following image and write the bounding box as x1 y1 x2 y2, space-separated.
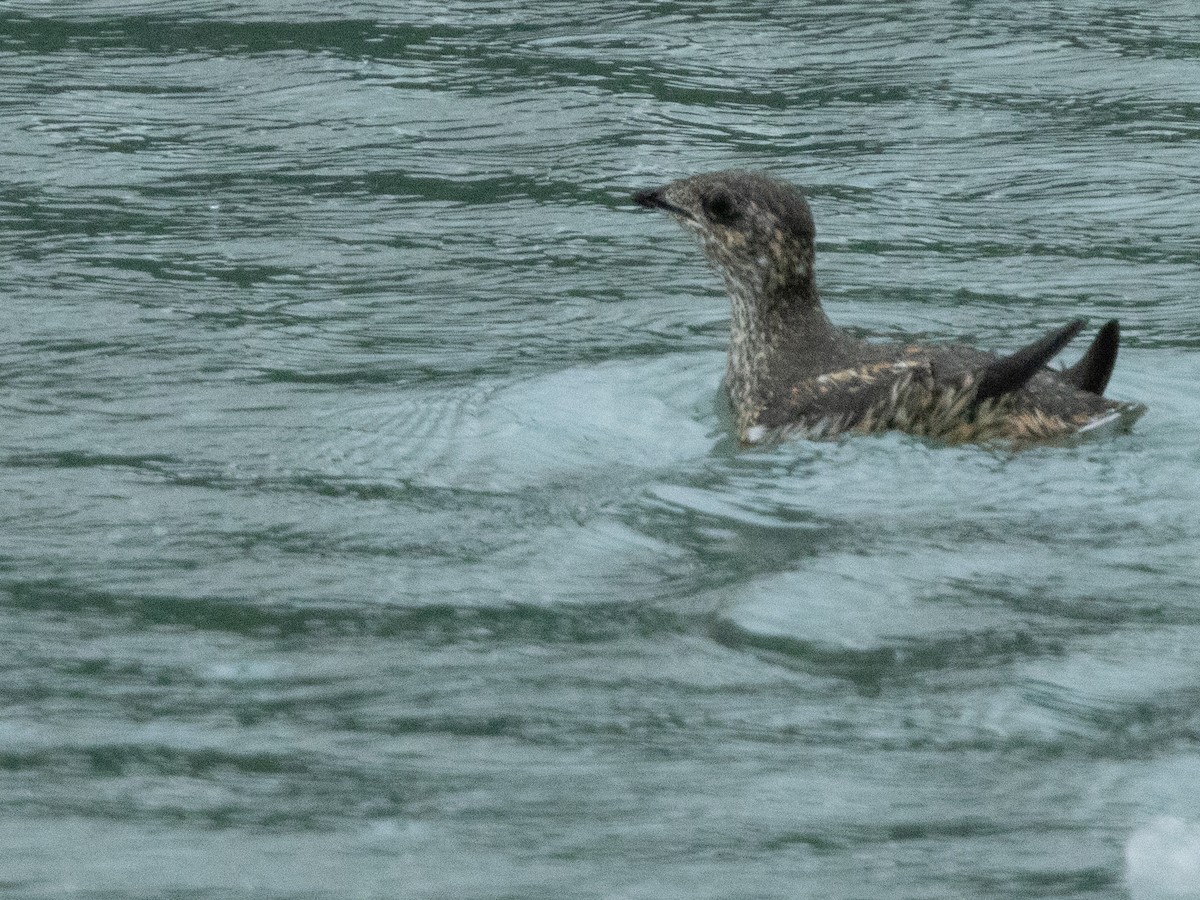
633 170 1145 446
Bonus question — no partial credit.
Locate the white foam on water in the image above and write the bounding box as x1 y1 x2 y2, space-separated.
1126 817 1200 900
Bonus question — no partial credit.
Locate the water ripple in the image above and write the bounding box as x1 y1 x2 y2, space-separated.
3 2 1200 896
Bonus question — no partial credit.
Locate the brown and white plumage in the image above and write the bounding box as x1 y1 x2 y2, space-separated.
633 170 1144 446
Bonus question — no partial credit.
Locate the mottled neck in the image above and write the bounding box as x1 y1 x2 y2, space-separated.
722 272 846 427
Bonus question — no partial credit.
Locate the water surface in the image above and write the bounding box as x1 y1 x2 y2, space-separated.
2 3 1200 898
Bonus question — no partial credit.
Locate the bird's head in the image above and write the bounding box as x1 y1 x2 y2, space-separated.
633 170 817 305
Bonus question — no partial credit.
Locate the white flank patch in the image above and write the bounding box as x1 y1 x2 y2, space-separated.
743 425 768 444
1077 409 1123 434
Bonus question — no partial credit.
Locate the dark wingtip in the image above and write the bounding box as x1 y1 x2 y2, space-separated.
1061 319 1120 395
976 319 1086 402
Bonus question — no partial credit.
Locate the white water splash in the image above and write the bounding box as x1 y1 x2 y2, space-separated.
1126 817 1200 900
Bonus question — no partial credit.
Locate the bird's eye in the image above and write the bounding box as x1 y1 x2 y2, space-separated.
703 191 740 224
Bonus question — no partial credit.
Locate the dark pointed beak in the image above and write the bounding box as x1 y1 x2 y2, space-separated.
633 187 668 210
633 186 691 219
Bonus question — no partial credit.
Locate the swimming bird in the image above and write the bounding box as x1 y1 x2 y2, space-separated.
633 171 1145 446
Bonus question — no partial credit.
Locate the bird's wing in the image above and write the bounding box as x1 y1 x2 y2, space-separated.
1061 319 1120 395
973 319 1085 401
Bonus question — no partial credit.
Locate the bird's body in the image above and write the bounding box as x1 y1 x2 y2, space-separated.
633 171 1144 446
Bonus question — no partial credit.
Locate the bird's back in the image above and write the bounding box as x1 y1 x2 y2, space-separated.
749 338 1143 446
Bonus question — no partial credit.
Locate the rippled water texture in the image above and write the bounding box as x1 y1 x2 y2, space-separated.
2 3 1200 898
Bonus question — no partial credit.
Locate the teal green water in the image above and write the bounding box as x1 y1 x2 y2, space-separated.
2 4 1200 898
